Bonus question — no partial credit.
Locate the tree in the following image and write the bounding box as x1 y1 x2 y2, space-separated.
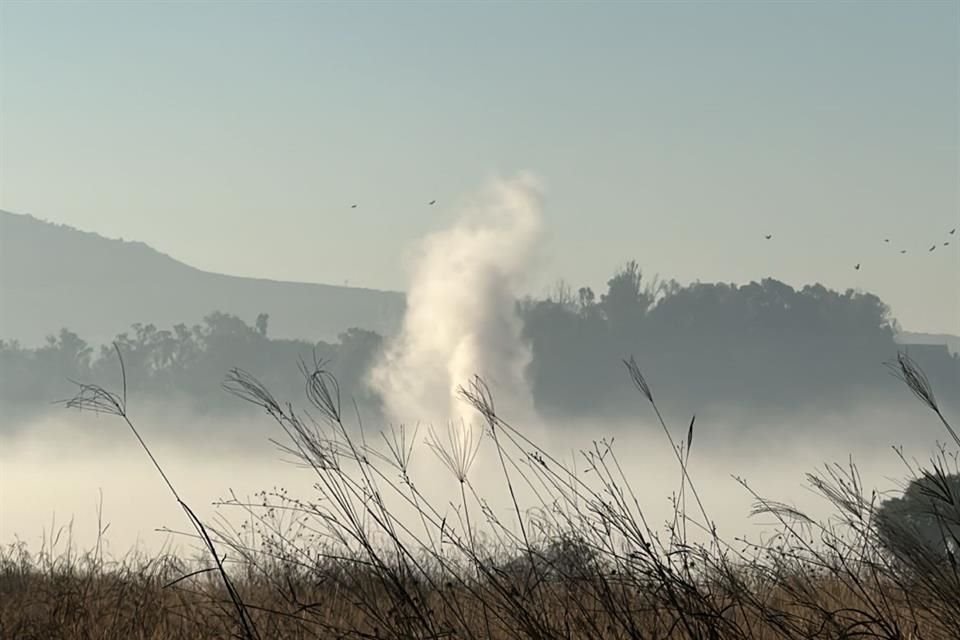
875 470 960 564
334 327 384 407
255 313 269 337
547 279 576 309
577 286 595 313
601 261 642 322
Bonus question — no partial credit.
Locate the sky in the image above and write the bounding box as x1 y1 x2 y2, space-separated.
0 1 957 334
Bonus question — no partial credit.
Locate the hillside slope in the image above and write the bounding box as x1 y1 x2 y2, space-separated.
0 210 405 347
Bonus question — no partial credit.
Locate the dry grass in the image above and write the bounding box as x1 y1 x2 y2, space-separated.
2 351 957 639
2 543 952 639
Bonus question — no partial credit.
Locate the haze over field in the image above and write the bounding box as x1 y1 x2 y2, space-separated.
0 0 958 604
1 176 957 555
1 400 947 555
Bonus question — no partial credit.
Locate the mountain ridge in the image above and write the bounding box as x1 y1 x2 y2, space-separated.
0 210 406 347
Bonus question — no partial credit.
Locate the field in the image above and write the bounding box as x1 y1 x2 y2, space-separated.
2 354 958 640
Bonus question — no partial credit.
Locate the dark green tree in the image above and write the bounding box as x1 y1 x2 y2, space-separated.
875 470 960 564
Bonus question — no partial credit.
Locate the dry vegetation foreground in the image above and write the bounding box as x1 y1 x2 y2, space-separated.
2 546 955 640
2 353 958 639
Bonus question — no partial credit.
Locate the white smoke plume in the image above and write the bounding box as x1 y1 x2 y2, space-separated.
369 174 544 427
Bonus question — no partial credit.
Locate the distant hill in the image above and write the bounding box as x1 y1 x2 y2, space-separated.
0 210 406 347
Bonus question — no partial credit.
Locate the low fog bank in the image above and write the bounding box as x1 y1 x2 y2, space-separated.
1 394 947 557
1 373 942 447
4 175 955 563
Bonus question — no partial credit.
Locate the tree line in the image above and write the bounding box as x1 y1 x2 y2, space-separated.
2 262 957 430
0 312 383 428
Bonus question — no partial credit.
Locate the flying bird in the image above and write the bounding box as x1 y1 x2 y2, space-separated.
884 238 890 243
854 263 860 271
764 234 773 240
900 249 907 254
929 244 936 252
350 204 357 209
945 241 951 247
950 228 956 235
428 200 437 205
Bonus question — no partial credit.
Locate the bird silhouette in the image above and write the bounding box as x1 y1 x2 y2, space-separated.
428 200 437 205
854 263 860 271
884 238 890 243
945 241 951 247
901 249 907 254
764 234 772 240
351 204 357 209
929 245 937 252
950 228 956 235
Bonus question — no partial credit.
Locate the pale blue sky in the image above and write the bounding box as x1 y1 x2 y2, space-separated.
1 1 957 333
